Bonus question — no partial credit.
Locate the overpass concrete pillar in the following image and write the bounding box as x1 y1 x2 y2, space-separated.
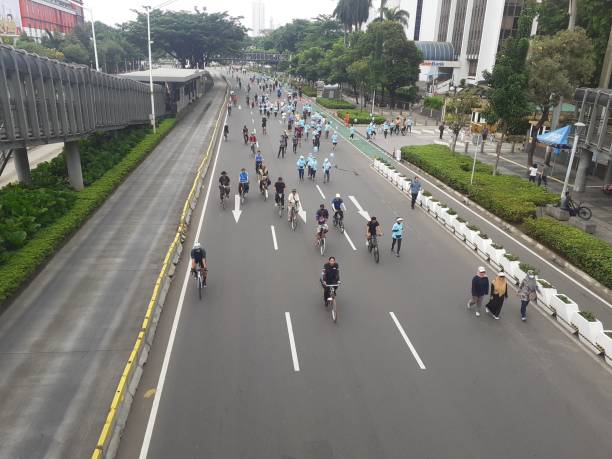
13 147 31 185
604 160 612 184
64 141 84 191
573 148 593 192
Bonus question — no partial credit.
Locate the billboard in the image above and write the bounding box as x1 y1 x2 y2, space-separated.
0 0 22 36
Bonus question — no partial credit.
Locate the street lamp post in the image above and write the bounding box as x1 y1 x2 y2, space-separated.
560 121 586 198
68 0 99 71
143 5 156 133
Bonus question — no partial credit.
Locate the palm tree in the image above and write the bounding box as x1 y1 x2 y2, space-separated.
333 0 353 45
354 0 372 31
382 6 410 27
378 0 388 20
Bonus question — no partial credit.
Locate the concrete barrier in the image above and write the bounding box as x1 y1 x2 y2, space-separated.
569 217 597 234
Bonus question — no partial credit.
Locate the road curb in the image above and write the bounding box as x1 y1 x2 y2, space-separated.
91 82 229 459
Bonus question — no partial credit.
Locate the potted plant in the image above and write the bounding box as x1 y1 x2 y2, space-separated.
570 311 604 355
453 216 467 241
420 191 431 208
500 253 521 284
487 243 506 270
551 294 579 332
429 198 440 215
465 224 480 250
595 331 612 368
518 262 539 284
436 202 449 220
535 279 557 315
444 208 458 230
475 232 492 260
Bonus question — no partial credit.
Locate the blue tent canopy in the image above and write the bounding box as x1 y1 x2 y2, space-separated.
537 125 571 149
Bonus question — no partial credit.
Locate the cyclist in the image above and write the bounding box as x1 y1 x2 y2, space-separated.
323 158 332 182
219 171 230 202
315 204 329 243
331 193 346 224
246 95 250 106
190 241 207 286
320 256 340 304
255 150 263 173
223 124 229 141
287 188 300 221
238 168 249 197
297 155 306 181
274 176 286 207
249 130 257 154
227 102 232 115
366 216 382 247
261 115 267 135
259 165 271 193
242 125 249 144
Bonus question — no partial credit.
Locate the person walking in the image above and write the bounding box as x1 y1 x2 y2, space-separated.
292 133 299 154
485 272 508 320
528 163 538 183
278 132 288 158
349 125 356 140
390 217 404 257
467 267 489 317
410 176 421 209
439 123 445 140
407 116 413 133
517 270 540 321
297 155 306 181
537 163 548 188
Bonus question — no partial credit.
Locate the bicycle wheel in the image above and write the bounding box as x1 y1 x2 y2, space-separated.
197 273 202 300
339 220 345 234
320 237 326 256
332 298 338 323
374 245 379 263
368 240 372 253
578 206 592 220
291 213 297 231
264 189 268 201
278 204 283 218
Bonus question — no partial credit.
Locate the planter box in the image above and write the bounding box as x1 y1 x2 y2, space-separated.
551 295 579 332
436 206 448 221
465 229 480 250
444 213 457 230
570 313 604 355
401 179 410 193
381 166 390 178
373 160 382 172
500 257 521 284
475 236 492 260
416 191 424 206
487 246 506 270
429 201 440 216
536 280 557 315
420 195 431 209
453 220 467 241
595 332 612 369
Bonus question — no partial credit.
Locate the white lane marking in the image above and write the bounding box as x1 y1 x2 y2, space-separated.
232 194 242 223
316 184 326 199
313 104 612 311
348 195 371 220
389 312 426 370
344 231 357 251
271 225 278 250
285 312 300 372
139 109 228 459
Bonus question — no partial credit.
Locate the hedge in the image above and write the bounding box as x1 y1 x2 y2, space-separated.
336 109 386 125
301 85 317 97
523 217 612 289
400 144 558 223
316 97 355 109
0 118 176 304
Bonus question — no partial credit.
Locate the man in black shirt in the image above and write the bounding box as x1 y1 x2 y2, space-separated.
218 171 230 202
321 257 340 303
274 176 286 207
366 216 382 245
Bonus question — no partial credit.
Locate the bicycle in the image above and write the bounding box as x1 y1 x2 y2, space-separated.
324 283 340 323
239 182 248 204
250 143 256 157
316 225 328 256
288 204 299 230
243 132 249 145
368 234 380 263
567 200 592 220
333 211 344 234
194 267 207 300
260 181 269 201
219 185 230 209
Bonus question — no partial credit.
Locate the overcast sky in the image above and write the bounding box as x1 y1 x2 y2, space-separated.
84 0 337 30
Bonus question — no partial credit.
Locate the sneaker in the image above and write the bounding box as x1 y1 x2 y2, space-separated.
494 315 500 320
467 301 472 309
521 316 526 321
475 311 480 317
485 307 491 314
396 253 400 257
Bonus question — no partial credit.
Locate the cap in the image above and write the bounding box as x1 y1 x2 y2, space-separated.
397 217 403 222
336 193 340 198
478 266 486 273
498 272 506 277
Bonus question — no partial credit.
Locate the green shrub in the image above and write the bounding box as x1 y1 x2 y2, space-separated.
302 85 317 97
523 217 612 289
491 243 503 250
537 279 552 288
504 253 519 262
400 144 558 223
424 96 444 111
519 262 539 275
578 311 597 322
336 109 385 125
0 118 176 304
316 97 355 109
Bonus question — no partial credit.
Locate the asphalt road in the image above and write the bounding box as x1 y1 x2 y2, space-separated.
118 72 612 459
0 73 226 459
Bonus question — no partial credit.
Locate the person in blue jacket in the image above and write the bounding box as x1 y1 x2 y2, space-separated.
391 217 404 257
296 155 306 181
468 266 490 317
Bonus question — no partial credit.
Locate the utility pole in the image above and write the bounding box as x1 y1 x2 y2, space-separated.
600 25 612 89
144 6 156 133
568 0 577 31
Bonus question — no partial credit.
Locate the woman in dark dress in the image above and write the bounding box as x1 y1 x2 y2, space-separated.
486 272 508 319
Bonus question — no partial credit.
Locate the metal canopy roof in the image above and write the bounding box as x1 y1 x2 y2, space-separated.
119 68 204 83
415 42 456 62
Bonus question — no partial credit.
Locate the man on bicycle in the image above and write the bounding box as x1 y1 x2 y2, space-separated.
190 241 207 286
331 193 346 224
242 125 249 144
366 216 382 246
321 256 340 303
315 204 329 242
274 177 286 207
249 130 257 152
261 116 267 134
227 102 232 115
223 124 229 140
219 171 230 202
255 150 263 173
258 165 271 193
287 188 300 221
238 168 249 197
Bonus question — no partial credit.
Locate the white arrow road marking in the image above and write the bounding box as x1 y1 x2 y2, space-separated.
232 194 242 223
344 231 357 251
349 195 370 220
285 312 300 372
271 225 278 250
390 312 426 370
316 185 326 199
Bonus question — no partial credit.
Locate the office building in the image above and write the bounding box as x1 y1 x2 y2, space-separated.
251 0 265 37
18 0 84 41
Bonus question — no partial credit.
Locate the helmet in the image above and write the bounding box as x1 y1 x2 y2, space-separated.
292 188 297 193
397 217 403 222
221 171 227 175
193 241 201 249
300 155 304 159
324 158 329 162
335 193 341 198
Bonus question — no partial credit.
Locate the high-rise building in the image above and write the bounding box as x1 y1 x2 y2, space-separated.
18 0 84 41
251 0 265 37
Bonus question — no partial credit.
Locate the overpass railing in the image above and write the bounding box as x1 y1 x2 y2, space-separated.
0 45 166 149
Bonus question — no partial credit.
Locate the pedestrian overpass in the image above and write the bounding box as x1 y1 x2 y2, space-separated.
0 44 166 190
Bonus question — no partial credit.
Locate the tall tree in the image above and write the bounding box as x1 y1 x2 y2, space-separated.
381 7 410 27
526 28 595 165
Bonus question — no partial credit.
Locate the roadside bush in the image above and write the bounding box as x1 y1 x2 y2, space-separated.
400 144 558 223
523 217 612 289
302 85 317 97
316 97 355 109
336 109 386 125
0 118 176 304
